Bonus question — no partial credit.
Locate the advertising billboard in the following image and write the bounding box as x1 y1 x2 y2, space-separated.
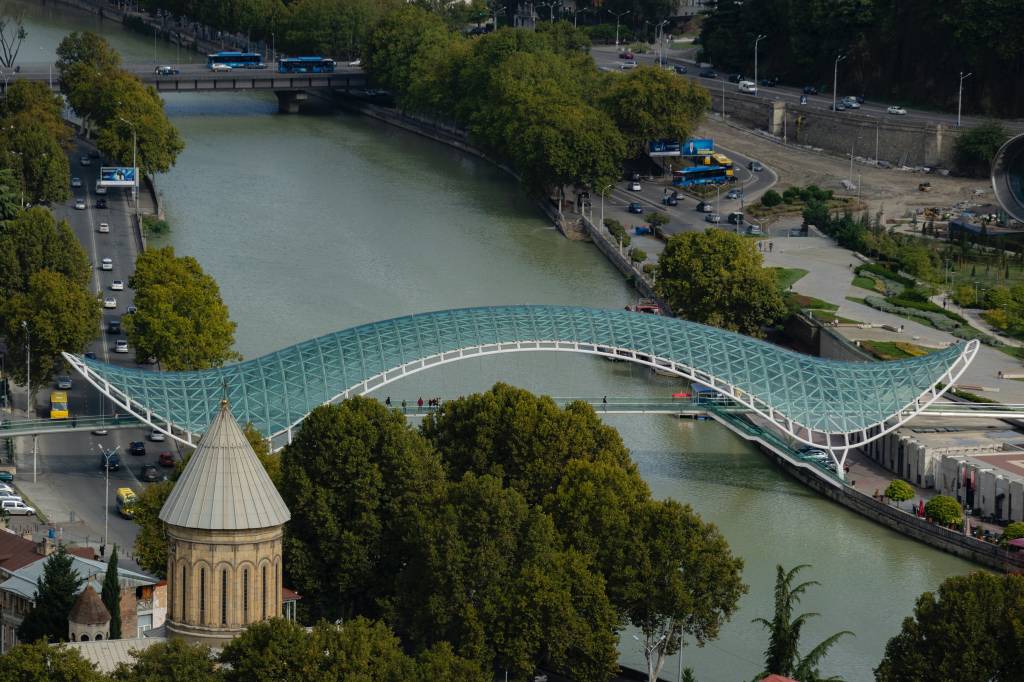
682 138 714 156
99 167 138 188
648 140 682 157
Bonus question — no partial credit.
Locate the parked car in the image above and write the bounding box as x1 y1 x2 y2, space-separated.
140 464 160 482
114 339 129 353
705 213 721 223
618 51 635 60
699 69 717 79
56 375 73 390
154 65 180 75
103 297 117 309
748 161 764 172
887 105 907 115
97 222 110 233
129 441 146 457
628 202 644 214
71 176 82 188
662 195 678 206
1 500 34 516
674 65 688 75
629 181 642 191
74 197 86 210
211 62 232 72
79 155 91 166
111 280 125 291
100 257 113 271
95 198 108 208
0 493 22 503
158 451 175 467
802 85 818 95
149 429 166 442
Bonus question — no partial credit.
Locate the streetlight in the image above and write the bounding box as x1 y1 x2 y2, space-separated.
21 321 29 418
38 47 52 91
599 183 613 229
832 54 846 113
98 445 120 558
117 116 140 224
655 20 669 66
958 71 973 127
572 7 590 28
754 34 767 91
608 10 631 46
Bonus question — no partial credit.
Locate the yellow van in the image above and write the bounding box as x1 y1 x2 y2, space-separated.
116 487 137 519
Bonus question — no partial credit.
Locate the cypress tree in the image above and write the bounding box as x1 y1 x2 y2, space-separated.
16 546 84 643
101 546 122 639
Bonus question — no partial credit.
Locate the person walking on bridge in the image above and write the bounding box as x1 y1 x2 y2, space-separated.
417 397 424 410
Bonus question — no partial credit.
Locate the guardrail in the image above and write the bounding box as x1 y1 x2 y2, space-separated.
0 414 142 437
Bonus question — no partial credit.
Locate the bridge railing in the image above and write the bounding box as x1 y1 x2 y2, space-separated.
0 414 142 436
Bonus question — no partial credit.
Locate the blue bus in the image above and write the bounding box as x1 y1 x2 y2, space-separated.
277 57 336 74
672 165 735 187
207 52 265 69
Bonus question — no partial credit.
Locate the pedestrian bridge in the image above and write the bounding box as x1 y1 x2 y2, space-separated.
62 305 980 453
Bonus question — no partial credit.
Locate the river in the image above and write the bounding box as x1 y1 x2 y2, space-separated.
14 3 977 679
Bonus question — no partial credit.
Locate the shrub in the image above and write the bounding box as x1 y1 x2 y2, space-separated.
629 247 647 263
760 189 782 207
856 263 916 288
924 495 962 525
141 215 170 236
645 211 670 229
604 218 631 247
885 479 915 505
1001 521 1024 546
953 121 1009 177
642 263 656 275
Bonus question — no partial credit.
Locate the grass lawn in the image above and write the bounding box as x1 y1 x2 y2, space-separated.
852 275 880 293
860 340 936 361
773 267 809 291
807 310 863 325
788 292 838 311
845 296 867 305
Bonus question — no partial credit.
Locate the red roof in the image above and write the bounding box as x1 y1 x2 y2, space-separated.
282 587 302 603
0 531 40 573
761 676 799 682
67 546 97 560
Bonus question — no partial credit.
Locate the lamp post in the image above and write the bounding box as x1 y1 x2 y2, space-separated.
754 34 767 91
572 7 590 28
117 116 139 224
833 54 846 112
21 321 29 419
609 10 630 46
957 71 972 127
38 47 52 91
98 445 120 557
599 183 613 229
655 20 669 66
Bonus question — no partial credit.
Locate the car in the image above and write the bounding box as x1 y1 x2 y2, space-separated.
83 351 96 360
830 102 846 111
747 223 763 235
699 69 717 79
107 318 121 334
74 197 86 210
629 181 642 191
158 451 175 467
748 161 764 172
140 464 160 482
802 85 818 95
0 491 23 502
662 195 678 206
149 429 166 442
705 214 721 223
56 375 73 390
728 211 745 225
97 222 110 233
129 441 146 457
0 482 13 493
100 257 113 270
696 201 714 213
759 77 779 87
126 305 137 315
111 280 125 291
726 189 741 200
211 62 232 72
348 58 362 67
1 500 34 516
619 61 637 70
114 339 129 353
674 65 688 74
627 202 643 214
71 176 82 188
887 105 907 115
94 184 108 195
103 296 117 309
79 155 91 166
92 427 109 436
841 96 861 109
154 65 180 75
630 171 641 181
95 198 107 208
0 472 13 483
101 451 121 471
618 51 634 59
727 73 743 83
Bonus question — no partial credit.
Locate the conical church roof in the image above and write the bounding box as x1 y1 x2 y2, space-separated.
69 585 110 626
159 400 290 530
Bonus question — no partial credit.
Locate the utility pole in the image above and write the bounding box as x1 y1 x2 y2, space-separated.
98 445 119 557
609 10 631 46
833 54 846 112
754 34 767 91
118 116 139 224
958 71 973 127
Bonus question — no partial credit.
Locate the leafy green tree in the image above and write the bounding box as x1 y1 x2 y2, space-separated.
95 86 185 175
884 480 915 508
111 638 218 682
953 122 1009 177
599 66 710 155
1001 521 1024 546
802 199 830 231
0 640 106 682
753 564 852 682
924 495 962 525
761 189 782 207
655 229 787 336
0 207 89 295
0 120 70 204
101 546 122 639
55 31 121 77
131 479 174 578
124 246 240 370
645 211 670 231
363 5 450 99
0 80 71 147
876 572 1024 681
630 247 647 263
17 546 85 644
218 618 314 682
281 0 397 58
415 640 489 682
243 422 280 487
0 167 21 219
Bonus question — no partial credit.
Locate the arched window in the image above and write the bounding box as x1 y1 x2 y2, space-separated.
261 565 267 620
181 564 188 621
221 569 229 625
199 567 206 624
242 568 249 623
81 634 89 641
96 633 103 640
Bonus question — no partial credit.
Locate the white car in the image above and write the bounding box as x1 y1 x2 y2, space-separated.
114 339 129 353
98 222 110 233
101 257 113 271
1 500 35 516
705 214 721 223
148 429 166 442
629 181 642 191
348 58 362 67
620 61 637 70
71 176 82 188
95 184 108 195
210 62 232 72
0 483 14 495
103 297 117 309
74 198 86 210
111 280 125 291
887 105 907 115
841 96 861 109
79 155 91 166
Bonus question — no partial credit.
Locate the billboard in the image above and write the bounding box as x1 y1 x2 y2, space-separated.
682 138 714 156
99 167 138 188
648 140 682 157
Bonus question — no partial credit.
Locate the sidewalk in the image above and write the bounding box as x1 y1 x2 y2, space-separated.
929 293 1023 348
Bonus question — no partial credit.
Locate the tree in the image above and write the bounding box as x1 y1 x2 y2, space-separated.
101 546 122 639
55 31 121 78
630 247 647 263
0 207 90 296
953 122 1009 177
111 639 218 682
624 499 746 682
644 211 669 231
123 246 240 370
363 5 450 99
599 66 710 155
131 479 174 578
1001 521 1024 546
655 229 787 336
884 480 915 508
761 189 782 207
753 564 851 682
924 495 962 525
243 422 280 487
0 167 20 220
876 572 1024 681
281 0 397 58
218 618 315 682
17 546 85 644
0 641 106 682
0 119 71 204
95 86 185 175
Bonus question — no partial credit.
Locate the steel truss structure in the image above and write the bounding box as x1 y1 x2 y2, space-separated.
64 306 978 467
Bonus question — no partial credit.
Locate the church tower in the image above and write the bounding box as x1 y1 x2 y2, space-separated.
159 400 290 645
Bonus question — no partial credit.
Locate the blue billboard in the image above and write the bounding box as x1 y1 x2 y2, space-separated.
648 140 682 157
682 138 714 156
99 167 137 187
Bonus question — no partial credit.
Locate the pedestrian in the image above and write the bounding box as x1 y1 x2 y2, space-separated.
401 399 407 413
417 397 423 409
768 241 774 252
385 396 391 407
998 371 1004 379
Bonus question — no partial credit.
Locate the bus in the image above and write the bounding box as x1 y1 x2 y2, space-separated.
673 165 734 187
277 57 336 74
116 487 137 519
49 391 69 420
702 152 734 170
207 52 265 69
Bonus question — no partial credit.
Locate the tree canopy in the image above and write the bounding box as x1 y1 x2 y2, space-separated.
16 546 85 644
884 480 915 506
0 641 106 682
101 547 122 640
111 639 218 682
924 495 962 525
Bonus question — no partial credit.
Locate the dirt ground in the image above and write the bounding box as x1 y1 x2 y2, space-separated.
699 117 991 224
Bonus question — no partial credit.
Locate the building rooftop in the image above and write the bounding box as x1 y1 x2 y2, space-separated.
0 530 44 574
159 400 290 531
0 553 157 602
68 584 110 626
62 636 166 673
